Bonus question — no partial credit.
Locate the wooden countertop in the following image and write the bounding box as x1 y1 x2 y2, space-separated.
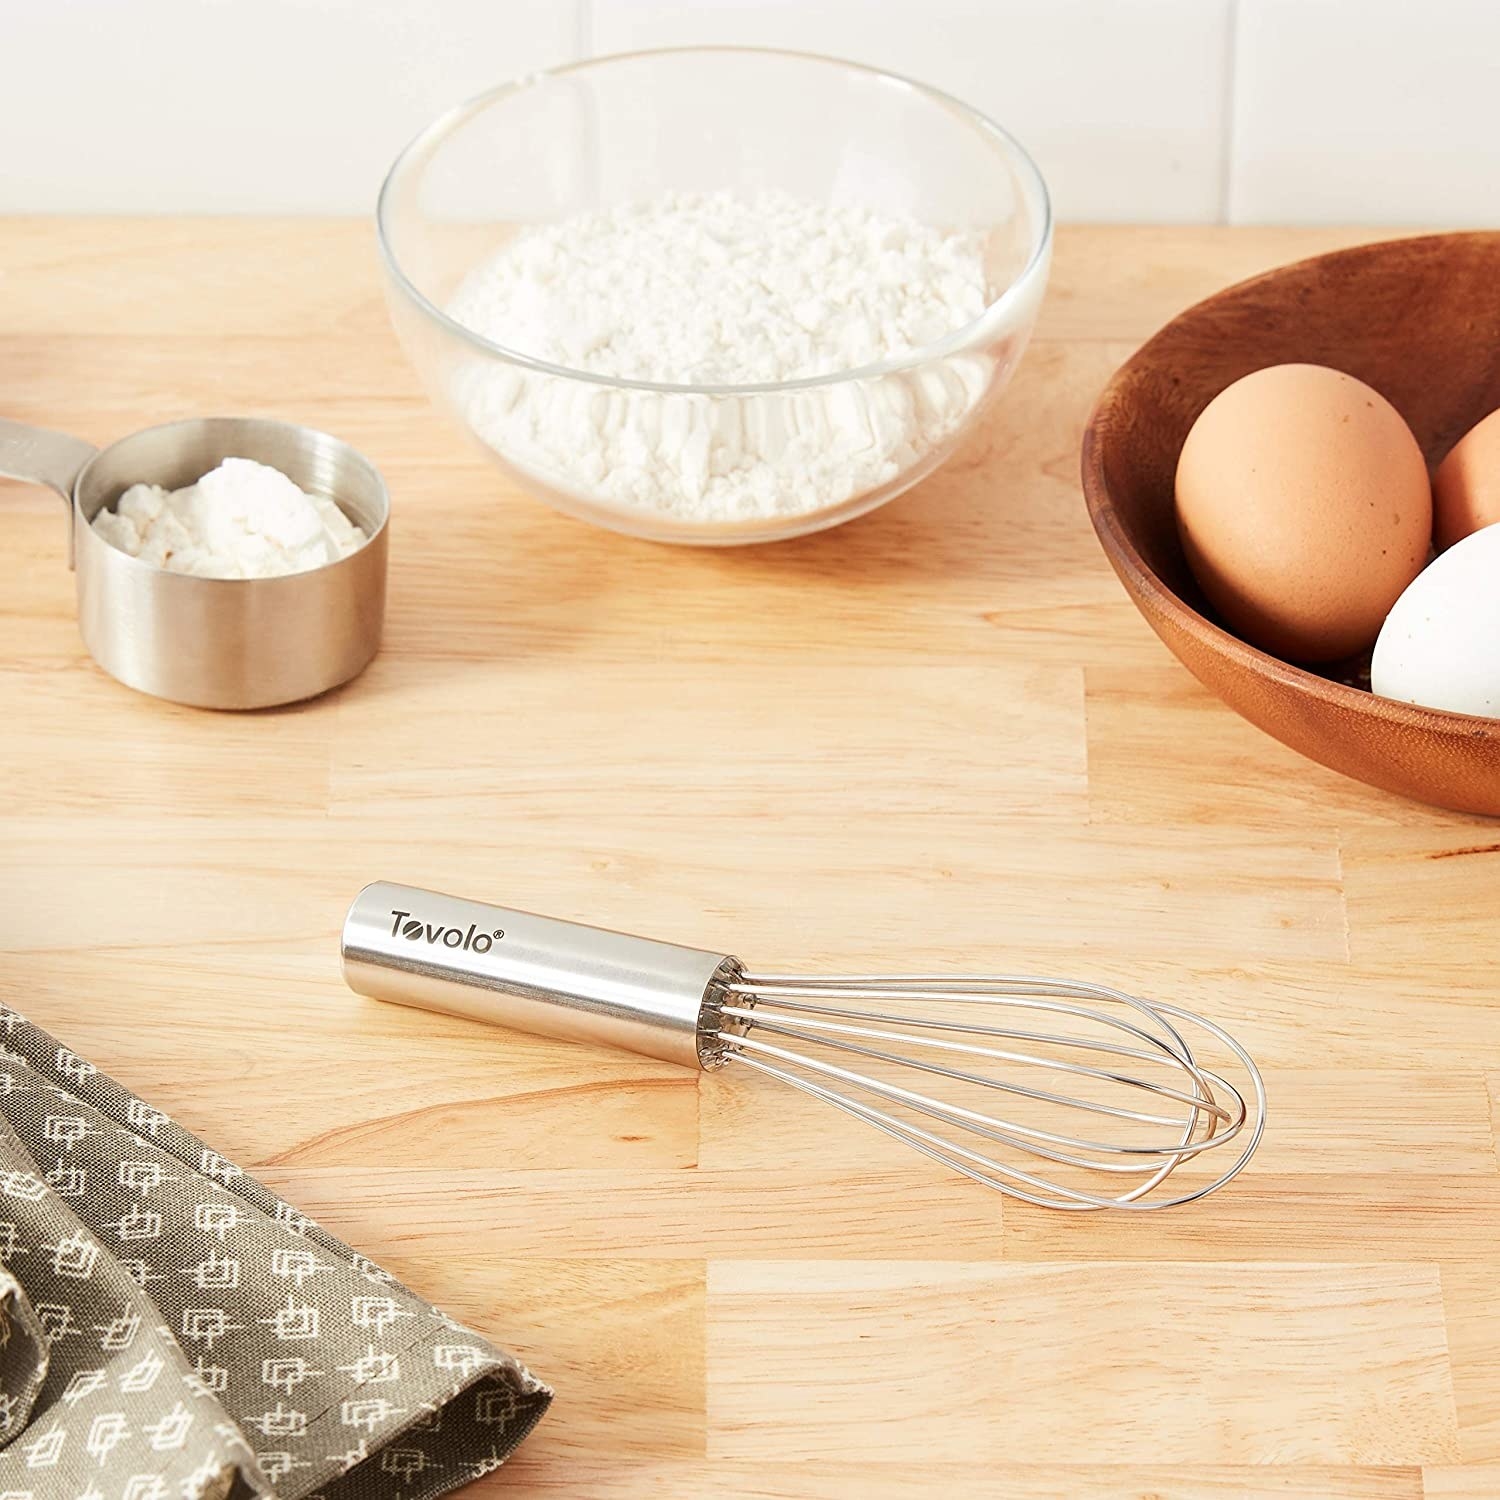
2 221 1496 1500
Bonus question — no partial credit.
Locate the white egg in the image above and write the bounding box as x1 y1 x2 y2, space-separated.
1371 522 1500 717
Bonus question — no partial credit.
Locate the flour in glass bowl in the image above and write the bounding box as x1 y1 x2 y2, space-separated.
447 191 996 524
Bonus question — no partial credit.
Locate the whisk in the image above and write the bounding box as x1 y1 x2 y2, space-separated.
341 883 1265 1211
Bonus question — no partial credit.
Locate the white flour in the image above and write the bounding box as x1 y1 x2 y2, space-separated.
449 191 994 523
91 458 366 578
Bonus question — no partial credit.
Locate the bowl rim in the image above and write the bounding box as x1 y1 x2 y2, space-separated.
1080 228 1500 735
375 44 1053 397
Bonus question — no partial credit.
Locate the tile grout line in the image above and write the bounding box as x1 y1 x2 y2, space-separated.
575 0 593 62
1219 0 1242 225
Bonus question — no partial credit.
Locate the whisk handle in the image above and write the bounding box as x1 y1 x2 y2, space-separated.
340 882 736 1069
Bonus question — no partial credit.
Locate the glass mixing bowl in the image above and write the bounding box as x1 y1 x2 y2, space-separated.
377 47 1052 545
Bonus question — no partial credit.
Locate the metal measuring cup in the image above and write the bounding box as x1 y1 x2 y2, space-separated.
0 416 389 709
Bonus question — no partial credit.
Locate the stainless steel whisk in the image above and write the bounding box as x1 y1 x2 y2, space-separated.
342 883 1265 1211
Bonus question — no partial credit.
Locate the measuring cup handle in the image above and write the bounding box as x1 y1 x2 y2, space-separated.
0 418 98 568
0 418 97 499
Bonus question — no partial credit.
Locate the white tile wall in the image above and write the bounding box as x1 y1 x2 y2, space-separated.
0 0 580 213
0 0 1495 222
1230 0 1500 225
590 0 1234 223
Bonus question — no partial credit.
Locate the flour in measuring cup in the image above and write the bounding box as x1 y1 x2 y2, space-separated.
91 458 366 578
448 191 994 523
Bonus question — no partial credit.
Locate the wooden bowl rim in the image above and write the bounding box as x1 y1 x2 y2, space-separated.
1080 229 1500 737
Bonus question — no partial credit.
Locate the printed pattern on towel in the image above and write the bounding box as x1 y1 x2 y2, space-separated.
0 1006 550 1500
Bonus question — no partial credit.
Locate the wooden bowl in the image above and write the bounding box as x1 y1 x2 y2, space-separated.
1081 231 1500 816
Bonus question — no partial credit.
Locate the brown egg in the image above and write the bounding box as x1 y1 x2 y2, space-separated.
1434 406 1500 551
1175 363 1431 663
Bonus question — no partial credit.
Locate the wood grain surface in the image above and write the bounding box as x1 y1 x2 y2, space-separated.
1 220 1496 1500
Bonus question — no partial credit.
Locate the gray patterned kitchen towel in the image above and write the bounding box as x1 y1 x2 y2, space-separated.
0 1005 550 1499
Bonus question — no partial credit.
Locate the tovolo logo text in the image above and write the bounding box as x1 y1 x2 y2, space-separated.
389 910 503 953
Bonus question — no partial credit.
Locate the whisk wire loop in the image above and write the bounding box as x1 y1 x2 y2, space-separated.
718 970 1265 1211
718 1004 1235 1124
732 1053 1188 1210
727 1030 1241 1172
